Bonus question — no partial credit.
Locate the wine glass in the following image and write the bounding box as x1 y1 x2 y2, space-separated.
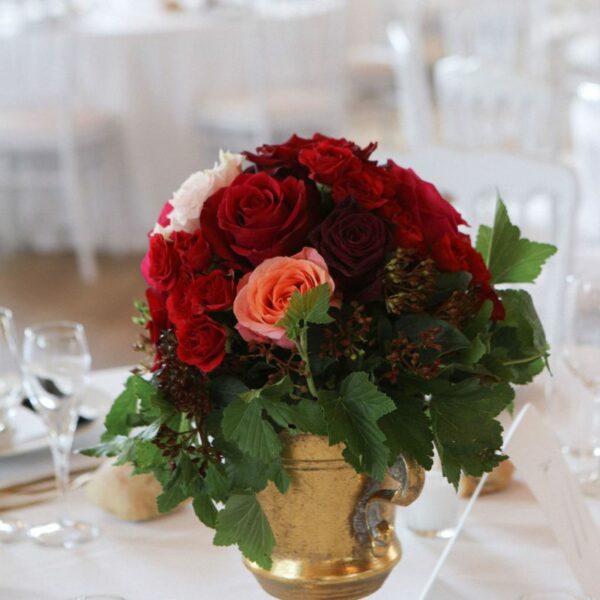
21 321 99 547
562 276 600 496
0 306 27 543
0 306 21 433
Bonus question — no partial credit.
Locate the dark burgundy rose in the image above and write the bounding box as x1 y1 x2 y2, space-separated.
200 171 318 270
310 201 394 301
383 161 466 244
176 313 227 373
171 230 212 274
244 133 377 177
145 234 179 293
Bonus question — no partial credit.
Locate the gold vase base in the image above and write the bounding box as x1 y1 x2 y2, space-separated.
245 549 400 600
251 569 394 600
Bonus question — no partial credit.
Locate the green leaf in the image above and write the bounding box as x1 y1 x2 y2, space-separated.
261 397 327 435
222 398 282 464
475 198 557 284
379 394 434 470
210 376 249 406
318 372 396 480
267 461 291 494
214 494 275 570
204 462 230 502
156 454 197 513
276 284 334 340
192 495 218 528
429 380 514 487
499 289 548 354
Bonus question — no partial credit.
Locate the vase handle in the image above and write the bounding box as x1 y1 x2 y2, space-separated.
365 455 425 554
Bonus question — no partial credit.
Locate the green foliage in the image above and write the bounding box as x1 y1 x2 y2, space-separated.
214 494 275 570
476 198 557 284
89 190 556 571
379 394 434 470
429 380 514 487
319 372 395 480
276 283 334 340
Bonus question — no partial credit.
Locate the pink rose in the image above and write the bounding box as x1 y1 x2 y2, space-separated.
233 248 337 349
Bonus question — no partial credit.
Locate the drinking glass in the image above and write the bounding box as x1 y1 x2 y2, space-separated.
21 321 99 547
0 307 21 433
562 276 600 496
0 307 27 543
403 464 459 539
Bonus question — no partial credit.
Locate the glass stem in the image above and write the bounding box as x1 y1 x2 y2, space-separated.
49 430 73 522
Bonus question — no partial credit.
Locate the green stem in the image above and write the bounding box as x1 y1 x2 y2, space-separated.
298 326 318 399
503 353 545 366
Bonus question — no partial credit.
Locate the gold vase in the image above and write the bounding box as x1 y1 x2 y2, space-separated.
244 434 425 600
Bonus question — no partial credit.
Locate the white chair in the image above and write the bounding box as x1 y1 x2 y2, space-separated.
195 0 347 158
0 24 123 281
437 0 535 71
346 0 425 102
379 145 578 345
433 55 560 158
387 19 434 148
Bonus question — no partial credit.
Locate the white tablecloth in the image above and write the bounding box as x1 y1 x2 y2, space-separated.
1 367 597 600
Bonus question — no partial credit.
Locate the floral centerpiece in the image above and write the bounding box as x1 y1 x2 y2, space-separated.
85 134 555 588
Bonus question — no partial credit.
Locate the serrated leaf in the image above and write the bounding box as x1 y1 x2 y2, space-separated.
156 454 197 513
379 394 434 470
475 198 557 284
267 461 291 494
213 494 275 570
222 398 282 463
261 397 327 435
318 372 395 480
209 376 249 406
429 380 514 487
276 284 334 340
204 461 230 502
193 495 218 528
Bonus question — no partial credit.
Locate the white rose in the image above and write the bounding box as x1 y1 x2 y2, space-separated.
153 151 243 237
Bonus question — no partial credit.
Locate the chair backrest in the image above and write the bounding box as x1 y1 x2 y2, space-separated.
438 0 533 70
380 145 578 344
387 19 433 148
239 0 347 140
0 23 77 111
569 82 600 245
201 0 346 141
433 55 559 158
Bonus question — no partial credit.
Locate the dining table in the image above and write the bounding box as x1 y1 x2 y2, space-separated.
1 366 597 600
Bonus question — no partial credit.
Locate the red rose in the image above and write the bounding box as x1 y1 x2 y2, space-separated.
430 233 504 320
298 141 362 186
331 163 388 209
176 314 226 373
166 274 193 325
244 133 377 176
157 201 172 228
377 200 424 248
146 234 179 293
145 287 171 370
200 171 318 269
384 161 466 244
430 233 490 286
171 230 212 274
189 270 235 313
